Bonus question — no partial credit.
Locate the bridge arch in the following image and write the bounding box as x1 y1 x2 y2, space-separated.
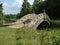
34 19 50 30
37 21 50 29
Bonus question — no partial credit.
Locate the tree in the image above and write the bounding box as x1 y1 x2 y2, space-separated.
17 0 32 18
45 0 60 19
0 4 4 25
33 0 46 14
4 14 17 23
33 0 60 19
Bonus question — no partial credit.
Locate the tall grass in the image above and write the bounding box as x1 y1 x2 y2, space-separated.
0 21 60 45
16 27 60 45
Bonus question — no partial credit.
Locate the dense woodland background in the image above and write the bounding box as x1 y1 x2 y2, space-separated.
0 0 60 25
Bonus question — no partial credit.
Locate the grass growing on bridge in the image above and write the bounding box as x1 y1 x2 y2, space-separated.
0 21 60 45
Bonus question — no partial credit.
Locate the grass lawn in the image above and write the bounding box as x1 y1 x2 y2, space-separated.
0 27 16 45
0 21 60 45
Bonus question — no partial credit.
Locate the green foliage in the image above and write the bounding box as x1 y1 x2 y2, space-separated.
45 0 60 19
4 14 17 23
32 0 60 19
0 4 7 25
33 0 46 14
16 27 60 45
17 0 32 19
0 4 4 25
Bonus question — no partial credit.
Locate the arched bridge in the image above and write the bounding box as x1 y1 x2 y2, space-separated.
8 12 51 29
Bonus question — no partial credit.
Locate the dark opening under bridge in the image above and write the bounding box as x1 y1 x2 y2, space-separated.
8 12 51 29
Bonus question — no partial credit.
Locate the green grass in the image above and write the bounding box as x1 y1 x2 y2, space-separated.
16 27 60 45
0 27 16 45
0 21 60 45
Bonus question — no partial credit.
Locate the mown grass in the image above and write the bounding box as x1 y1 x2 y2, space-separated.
0 21 60 45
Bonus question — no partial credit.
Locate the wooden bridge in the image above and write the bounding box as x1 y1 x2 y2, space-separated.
8 12 51 29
